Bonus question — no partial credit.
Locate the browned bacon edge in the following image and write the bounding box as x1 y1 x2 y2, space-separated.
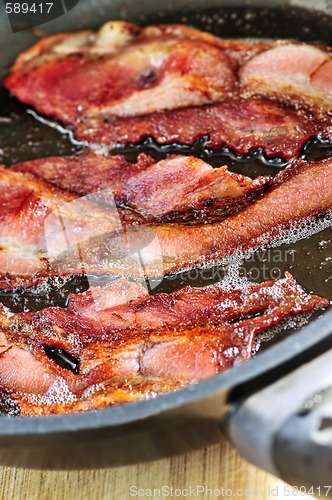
75 99 321 160
13 153 271 222
0 273 328 415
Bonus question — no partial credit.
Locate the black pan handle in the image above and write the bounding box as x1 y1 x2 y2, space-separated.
228 348 332 496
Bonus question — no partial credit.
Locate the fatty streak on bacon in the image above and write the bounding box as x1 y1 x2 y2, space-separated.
14 153 271 221
5 22 332 156
0 274 327 415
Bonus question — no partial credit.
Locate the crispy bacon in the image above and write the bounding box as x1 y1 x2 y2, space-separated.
14 153 271 221
2 21 332 418
5 22 332 157
0 153 272 289
24 274 325 341
144 157 332 275
0 274 327 415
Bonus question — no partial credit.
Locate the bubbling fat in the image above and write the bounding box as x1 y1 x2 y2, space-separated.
27 377 77 407
218 256 252 290
167 210 332 294
271 212 332 248
252 312 313 354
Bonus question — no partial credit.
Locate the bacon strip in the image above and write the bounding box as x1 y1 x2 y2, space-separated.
0 274 327 415
0 153 271 289
148 157 332 275
5 22 237 123
14 153 271 221
1 157 331 288
5 22 332 157
13 274 312 344
75 99 318 159
52 157 332 279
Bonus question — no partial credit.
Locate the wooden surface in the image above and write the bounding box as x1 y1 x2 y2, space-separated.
0 437 310 500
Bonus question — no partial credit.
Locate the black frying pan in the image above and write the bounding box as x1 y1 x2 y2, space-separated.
0 0 332 492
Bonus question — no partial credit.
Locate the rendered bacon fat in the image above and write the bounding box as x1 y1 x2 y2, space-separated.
14 153 271 221
0 273 327 415
5 22 332 157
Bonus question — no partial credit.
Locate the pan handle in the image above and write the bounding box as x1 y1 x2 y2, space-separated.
228 348 332 496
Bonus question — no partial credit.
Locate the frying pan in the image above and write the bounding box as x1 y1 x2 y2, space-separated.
0 0 332 492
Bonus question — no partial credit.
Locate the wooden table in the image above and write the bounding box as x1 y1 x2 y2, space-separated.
0 437 310 500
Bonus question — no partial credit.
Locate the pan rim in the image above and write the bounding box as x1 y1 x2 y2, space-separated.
0 0 331 438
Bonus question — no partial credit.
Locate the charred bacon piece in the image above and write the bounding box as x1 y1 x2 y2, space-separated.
14 153 271 221
5 22 332 157
0 273 327 415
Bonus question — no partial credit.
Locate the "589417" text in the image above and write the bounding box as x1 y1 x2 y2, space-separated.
5 3 53 14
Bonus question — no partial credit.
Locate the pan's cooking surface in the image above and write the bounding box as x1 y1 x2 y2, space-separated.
0 4 330 473
0 6 331 348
